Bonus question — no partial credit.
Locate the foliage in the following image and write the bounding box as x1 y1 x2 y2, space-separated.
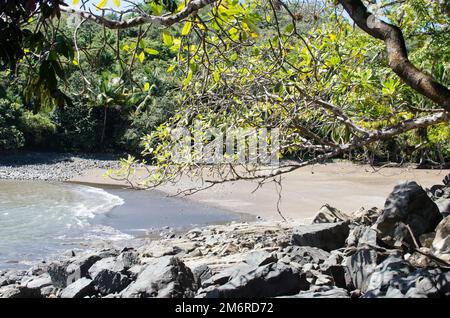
19 111 57 149
0 99 25 151
139 0 449 179
0 0 448 176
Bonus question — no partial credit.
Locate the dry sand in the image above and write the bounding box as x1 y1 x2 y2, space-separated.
69 162 449 222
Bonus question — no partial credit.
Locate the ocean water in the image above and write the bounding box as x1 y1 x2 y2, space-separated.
0 180 246 270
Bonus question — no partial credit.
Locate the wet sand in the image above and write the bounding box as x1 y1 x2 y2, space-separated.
70 162 450 222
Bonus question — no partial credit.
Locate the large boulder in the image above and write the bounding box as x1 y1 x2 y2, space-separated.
201 251 278 290
364 256 450 298
120 256 196 298
431 216 450 262
279 246 330 266
20 274 53 296
88 257 132 295
48 254 102 288
311 204 350 224
243 250 278 267
344 248 393 292
48 249 118 288
60 278 95 298
93 270 131 296
363 255 413 298
0 285 42 298
291 222 350 251
198 262 308 298
201 263 254 289
373 181 442 248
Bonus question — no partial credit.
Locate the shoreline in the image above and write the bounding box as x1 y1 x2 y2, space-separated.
70 161 450 222
1 152 449 222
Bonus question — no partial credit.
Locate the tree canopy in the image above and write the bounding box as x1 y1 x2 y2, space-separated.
0 0 449 188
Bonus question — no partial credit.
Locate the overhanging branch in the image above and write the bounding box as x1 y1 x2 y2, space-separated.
59 0 216 28
338 0 450 111
205 111 450 184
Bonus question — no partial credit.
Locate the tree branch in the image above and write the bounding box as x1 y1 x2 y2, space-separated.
204 111 449 184
338 0 450 111
59 0 216 28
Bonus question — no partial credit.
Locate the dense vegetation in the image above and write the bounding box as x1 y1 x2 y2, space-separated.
0 9 179 154
0 0 449 173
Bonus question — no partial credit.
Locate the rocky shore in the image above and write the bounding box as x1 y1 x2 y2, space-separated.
0 152 119 181
1 175 449 298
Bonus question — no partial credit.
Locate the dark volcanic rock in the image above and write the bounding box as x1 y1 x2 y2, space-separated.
200 252 277 290
435 198 450 218
120 256 196 298
116 249 140 269
192 264 213 288
344 248 393 292
362 255 450 298
92 270 131 295
0 270 25 287
21 274 52 293
291 222 350 251
60 278 95 298
351 207 382 226
198 262 308 298
48 250 117 288
201 263 253 289
311 204 350 224
0 285 42 298
243 250 277 267
320 251 346 289
281 286 350 298
346 225 377 247
280 246 330 266
431 216 450 262
88 257 132 295
373 181 442 248
48 254 100 288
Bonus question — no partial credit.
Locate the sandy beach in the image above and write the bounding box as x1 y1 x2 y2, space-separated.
70 162 450 222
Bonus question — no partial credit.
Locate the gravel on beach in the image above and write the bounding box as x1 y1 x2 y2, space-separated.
0 152 121 181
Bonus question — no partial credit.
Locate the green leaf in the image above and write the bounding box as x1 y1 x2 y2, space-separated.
138 51 145 63
285 24 294 33
182 21 193 36
162 31 173 46
213 71 220 83
167 65 176 73
183 69 193 86
150 3 163 16
145 48 159 55
97 0 108 9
